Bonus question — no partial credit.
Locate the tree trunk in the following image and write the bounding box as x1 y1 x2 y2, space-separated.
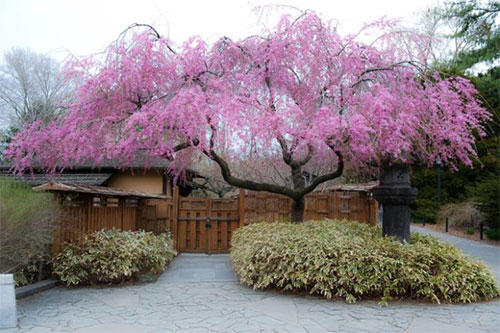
291 197 305 223
203 145 343 224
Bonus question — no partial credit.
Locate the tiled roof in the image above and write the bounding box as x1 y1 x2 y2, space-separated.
0 173 113 186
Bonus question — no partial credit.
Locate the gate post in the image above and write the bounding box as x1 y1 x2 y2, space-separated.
206 197 212 254
172 186 179 250
239 188 246 227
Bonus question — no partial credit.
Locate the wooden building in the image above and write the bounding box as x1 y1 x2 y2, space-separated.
0 157 198 197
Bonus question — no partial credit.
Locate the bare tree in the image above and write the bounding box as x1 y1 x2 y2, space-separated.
0 48 72 129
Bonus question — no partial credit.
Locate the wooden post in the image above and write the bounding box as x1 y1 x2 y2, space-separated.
167 178 172 197
239 188 246 227
327 191 334 220
367 194 373 226
51 194 62 257
87 194 92 233
207 197 212 254
372 198 379 226
172 186 179 250
135 199 142 231
119 197 124 230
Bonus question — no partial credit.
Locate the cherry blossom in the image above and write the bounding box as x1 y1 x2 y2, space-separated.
6 13 489 221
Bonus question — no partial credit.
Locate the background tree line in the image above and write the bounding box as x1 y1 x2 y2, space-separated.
411 0 499 239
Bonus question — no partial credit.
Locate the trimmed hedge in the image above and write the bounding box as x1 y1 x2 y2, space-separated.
53 229 177 286
231 220 500 304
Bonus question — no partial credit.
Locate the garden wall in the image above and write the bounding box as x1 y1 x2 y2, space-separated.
48 184 378 254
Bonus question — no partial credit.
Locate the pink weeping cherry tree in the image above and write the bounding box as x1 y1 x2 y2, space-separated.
6 13 489 222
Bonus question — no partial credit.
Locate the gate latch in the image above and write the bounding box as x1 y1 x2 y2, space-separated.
205 217 211 228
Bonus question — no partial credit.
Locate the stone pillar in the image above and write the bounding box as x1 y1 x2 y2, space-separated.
0 274 17 329
372 164 418 243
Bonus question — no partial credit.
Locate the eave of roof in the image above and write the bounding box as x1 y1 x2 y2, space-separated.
325 182 379 192
33 182 167 199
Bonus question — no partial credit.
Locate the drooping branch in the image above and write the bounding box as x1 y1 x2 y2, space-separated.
162 139 200 161
127 23 161 39
351 61 421 88
124 23 177 54
174 139 199 152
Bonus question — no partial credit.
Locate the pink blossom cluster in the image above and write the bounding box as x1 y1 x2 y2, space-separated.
6 13 490 177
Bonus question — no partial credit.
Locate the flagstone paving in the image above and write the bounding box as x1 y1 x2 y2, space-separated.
9 228 500 333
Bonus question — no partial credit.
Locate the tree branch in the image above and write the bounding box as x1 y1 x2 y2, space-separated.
296 144 314 166
204 149 299 199
351 61 419 88
162 139 200 160
125 23 177 54
300 150 343 196
277 135 293 165
277 137 314 168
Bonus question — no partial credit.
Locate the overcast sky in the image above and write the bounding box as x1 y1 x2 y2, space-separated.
0 0 440 60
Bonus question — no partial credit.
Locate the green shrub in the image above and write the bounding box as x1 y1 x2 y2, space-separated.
470 175 500 231
53 228 177 286
231 220 500 304
485 228 500 241
465 228 475 235
0 180 58 286
412 197 439 223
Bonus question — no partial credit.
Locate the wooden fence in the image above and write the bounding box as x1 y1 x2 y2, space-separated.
53 194 140 254
244 190 378 226
52 186 377 254
136 198 174 234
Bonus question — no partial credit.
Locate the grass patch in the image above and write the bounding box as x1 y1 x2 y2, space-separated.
230 220 499 305
0 180 58 286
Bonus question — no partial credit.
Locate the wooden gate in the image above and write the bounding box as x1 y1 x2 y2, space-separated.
174 188 245 253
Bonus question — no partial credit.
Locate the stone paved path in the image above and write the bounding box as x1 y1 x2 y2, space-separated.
7 231 500 333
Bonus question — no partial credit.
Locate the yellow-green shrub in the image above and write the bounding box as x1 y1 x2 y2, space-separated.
230 220 499 304
53 228 177 286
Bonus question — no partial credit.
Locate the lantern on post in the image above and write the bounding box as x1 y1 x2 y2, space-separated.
373 164 418 243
